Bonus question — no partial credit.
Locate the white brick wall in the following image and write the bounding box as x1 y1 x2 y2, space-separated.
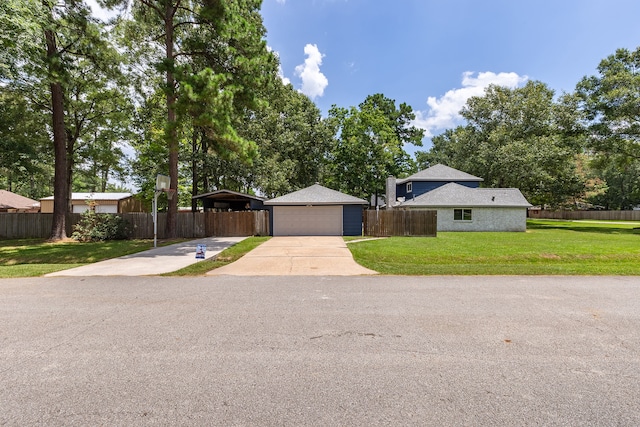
435 207 527 232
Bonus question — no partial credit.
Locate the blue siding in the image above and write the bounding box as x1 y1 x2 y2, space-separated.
342 205 363 236
265 206 274 236
397 180 480 199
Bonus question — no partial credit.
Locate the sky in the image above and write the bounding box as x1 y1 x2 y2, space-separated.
260 0 640 152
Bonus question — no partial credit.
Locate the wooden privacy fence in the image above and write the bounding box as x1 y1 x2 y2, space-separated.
204 211 270 237
0 212 58 239
363 209 437 237
0 211 270 240
528 210 640 221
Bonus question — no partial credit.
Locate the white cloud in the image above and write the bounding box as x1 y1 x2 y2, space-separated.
275 0 286 4
294 44 328 99
413 71 528 137
279 64 291 86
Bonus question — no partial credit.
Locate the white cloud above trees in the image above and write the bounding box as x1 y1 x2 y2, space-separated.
294 44 328 99
278 64 291 86
413 71 528 137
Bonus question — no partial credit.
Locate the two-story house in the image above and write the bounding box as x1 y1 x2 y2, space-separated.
386 164 531 232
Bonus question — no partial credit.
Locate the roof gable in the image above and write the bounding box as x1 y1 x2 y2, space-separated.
0 190 39 209
265 184 368 205
398 164 483 184
400 183 531 208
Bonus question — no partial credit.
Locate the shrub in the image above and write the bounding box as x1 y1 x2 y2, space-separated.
72 210 131 242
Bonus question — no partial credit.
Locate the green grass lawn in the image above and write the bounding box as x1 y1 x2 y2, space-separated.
0 239 165 278
347 219 640 275
2 219 638 277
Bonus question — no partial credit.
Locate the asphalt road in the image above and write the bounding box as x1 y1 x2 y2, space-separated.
1 275 639 426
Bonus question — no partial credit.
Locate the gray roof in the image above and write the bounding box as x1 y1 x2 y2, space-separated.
0 190 39 209
400 183 532 208
397 164 483 184
265 184 368 206
40 192 132 201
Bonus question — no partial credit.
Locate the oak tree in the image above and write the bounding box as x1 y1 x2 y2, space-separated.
326 94 423 202
576 47 640 209
418 81 584 207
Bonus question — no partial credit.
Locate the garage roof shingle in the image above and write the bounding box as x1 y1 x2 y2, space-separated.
265 184 368 206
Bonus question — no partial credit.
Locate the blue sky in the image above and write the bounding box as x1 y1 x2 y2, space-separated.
260 0 640 150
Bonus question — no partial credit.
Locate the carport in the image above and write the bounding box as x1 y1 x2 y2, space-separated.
192 189 266 212
265 184 368 236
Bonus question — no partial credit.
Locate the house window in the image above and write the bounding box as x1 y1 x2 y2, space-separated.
406 182 412 193
454 208 472 221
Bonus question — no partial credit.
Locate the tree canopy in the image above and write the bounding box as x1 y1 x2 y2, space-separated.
326 94 424 202
575 47 640 209
2 0 639 220
104 0 278 234
417 81 584 207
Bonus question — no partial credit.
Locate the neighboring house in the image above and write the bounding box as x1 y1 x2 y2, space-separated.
40 193 143 214
192 189 266 212
264 184 368 236
0 190 40 212
386 165 532 232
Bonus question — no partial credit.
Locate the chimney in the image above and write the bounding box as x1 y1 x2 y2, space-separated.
386 176 396 209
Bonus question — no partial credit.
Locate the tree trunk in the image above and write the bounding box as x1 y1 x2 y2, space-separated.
66 136 74 212
45 26 68 241
165 2 178 238
191 129 199 212
203 136 210 192
101 167 108 192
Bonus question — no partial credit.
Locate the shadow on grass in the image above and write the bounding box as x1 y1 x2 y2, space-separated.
0 239 155 265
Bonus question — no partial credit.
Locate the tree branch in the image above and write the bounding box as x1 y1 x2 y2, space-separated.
138 0 164 18
173 50 211 58
174 20 198 29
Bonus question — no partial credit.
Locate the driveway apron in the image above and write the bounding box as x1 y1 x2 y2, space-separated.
208 236 377 276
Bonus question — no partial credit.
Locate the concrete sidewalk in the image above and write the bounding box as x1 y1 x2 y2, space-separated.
208 236 378 276
45 236 246 277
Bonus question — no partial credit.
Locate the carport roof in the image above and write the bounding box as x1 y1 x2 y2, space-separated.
400 183 532 208
192 189 266 202
264 184 368 206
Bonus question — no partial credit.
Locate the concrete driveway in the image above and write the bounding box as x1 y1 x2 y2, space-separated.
45 236 246 277
208 236 378 276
